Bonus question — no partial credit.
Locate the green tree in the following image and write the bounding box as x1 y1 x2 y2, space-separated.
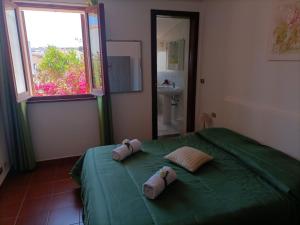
65 49 81 68
38 46 82 80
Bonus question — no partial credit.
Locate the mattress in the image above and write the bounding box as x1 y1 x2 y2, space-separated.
72 128 300 225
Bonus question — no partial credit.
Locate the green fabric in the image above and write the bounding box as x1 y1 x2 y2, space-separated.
198 128 300 201
97 95 114 145
70 152 86 185
0 2 36 171
72 130 300 225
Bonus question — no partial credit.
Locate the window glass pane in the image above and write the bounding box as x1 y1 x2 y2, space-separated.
88 13 103 90
5 9 27 94
23 10 88 96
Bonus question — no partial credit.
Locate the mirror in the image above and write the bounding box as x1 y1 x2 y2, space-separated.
106 41 143 93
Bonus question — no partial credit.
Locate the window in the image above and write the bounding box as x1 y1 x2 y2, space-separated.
24 10 88 96
3 2 108 102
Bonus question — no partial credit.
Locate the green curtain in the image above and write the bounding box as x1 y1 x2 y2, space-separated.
0 2 36 171
97 95 114 145
96 1 114 146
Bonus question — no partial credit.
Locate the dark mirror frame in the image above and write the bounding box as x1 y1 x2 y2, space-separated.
151 9 199 139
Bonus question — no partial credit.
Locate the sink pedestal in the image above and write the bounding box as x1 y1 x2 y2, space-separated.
162 95 171 125
157 86 182 126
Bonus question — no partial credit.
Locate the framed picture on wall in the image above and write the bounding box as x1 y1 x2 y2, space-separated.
268 1 300 61
167 39 185 70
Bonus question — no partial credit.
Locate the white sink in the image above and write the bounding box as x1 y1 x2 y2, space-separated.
157 86 182 96
157 86 182 125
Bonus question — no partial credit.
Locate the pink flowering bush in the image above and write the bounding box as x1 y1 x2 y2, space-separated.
33 71 88 96
33 46 88 96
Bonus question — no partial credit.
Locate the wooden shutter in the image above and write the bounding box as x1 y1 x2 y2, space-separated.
3 1 31 102
85 3 109 96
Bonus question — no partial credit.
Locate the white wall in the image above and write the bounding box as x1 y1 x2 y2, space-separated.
0 111 9 185
199 0 300 160
26 0 205 161
28 100 100 161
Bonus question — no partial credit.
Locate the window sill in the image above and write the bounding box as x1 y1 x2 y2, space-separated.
27 94 96 104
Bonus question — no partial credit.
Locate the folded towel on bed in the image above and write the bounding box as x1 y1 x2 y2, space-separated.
112 139 142 161
143 166 177 199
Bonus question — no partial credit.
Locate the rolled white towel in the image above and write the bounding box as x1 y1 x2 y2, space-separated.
112 139 142 161
143 166 177 199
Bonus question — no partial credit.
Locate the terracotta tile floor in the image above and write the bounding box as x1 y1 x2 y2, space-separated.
0 157 84 225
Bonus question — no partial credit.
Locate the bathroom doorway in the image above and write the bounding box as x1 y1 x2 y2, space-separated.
151 10 199 139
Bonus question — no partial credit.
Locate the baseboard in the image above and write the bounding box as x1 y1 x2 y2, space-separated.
37 155 81 163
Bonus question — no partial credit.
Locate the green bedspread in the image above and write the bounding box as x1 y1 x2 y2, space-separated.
72 128 300 225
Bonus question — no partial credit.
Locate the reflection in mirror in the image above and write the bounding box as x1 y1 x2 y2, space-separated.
156 17 190 137
107 41 142 93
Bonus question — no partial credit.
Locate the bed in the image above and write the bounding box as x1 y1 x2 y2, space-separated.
71 128 300 225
